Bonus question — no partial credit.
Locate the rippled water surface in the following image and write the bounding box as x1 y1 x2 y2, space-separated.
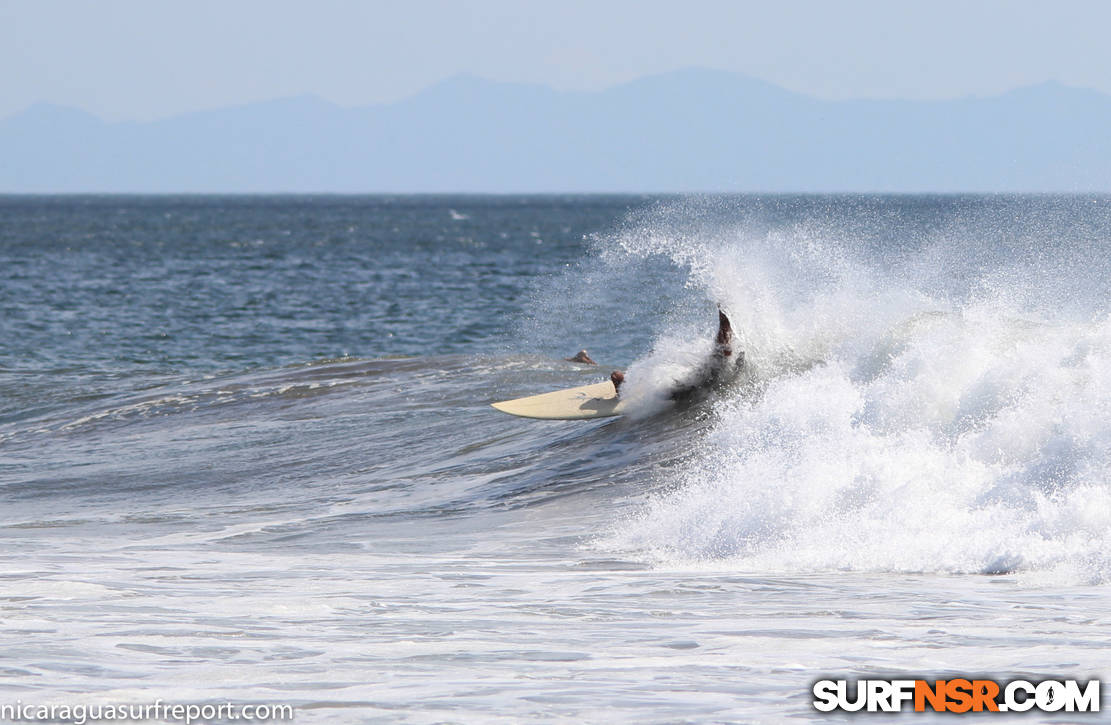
2 195 1110 722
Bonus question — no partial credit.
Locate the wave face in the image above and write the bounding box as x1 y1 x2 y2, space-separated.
584 196 1111 583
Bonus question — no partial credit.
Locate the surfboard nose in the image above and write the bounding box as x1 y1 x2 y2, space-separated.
491 380 621 420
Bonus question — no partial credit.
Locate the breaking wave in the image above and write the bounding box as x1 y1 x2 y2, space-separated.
595 196 1111 584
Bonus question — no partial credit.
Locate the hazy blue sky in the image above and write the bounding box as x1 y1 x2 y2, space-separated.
4 0 1110 121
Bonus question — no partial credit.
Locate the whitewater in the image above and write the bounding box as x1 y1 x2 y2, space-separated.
601 197 1111 586
0 195 1108 722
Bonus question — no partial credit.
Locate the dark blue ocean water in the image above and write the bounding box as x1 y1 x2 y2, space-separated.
0 195 639 371
2 195 1110 721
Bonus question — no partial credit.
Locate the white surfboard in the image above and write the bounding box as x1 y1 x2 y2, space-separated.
491 380 625 420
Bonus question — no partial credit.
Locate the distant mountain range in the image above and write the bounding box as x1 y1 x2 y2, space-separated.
4 69 1111 192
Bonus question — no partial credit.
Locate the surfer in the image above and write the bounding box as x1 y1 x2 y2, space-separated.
566 349 596 364
610 308 740 398
491 308 739 419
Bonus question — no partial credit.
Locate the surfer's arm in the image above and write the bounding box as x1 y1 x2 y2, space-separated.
715 308 732 358
613 309 732 398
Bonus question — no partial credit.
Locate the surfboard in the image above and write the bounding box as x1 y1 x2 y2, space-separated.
491 380 624 420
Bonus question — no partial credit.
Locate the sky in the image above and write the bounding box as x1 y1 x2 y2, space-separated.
3 0 1111 122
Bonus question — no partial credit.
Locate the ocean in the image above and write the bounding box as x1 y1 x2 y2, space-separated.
1 194 1109 722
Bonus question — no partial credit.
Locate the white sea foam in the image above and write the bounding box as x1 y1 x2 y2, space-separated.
601 201 1111 584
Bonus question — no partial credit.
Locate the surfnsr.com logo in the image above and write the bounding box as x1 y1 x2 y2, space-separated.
812 678 1100 713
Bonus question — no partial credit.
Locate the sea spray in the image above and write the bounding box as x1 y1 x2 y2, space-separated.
593 197 1111 584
